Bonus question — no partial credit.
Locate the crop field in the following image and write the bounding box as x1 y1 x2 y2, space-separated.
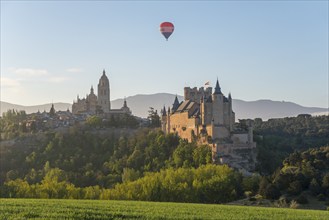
1 199 328 220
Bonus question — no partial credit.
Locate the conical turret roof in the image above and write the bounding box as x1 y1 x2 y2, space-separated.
214 78 222 94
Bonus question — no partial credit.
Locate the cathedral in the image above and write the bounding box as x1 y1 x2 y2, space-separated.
161 79 256 173
72 70 131 116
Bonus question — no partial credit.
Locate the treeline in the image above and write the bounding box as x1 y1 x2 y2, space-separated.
1 128 213 189
253 115 329 174
257 146 329 205
3 146 328 205
109 165 242 203
1 114 328 204
0 126 246 203
1 164 245 203
86 115 140 128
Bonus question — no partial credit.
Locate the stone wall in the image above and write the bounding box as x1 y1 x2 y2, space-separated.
184 87 212 103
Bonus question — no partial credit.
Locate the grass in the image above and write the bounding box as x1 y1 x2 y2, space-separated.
1 198 328 220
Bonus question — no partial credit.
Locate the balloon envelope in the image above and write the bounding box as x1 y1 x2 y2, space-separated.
160 22 174 40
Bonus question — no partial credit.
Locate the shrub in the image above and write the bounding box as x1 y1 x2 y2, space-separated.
278 195 291 205
290 200 300 209
309 178 321 196
277 197 288 208
288 181 302 195
296 195 308 204
264 184 281 200
244 191 252 198
317 194 326 201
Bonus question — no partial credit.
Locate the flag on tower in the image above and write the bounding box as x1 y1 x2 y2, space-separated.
205 81 210 86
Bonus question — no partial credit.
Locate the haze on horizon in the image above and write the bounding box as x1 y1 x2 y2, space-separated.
1 1 328 108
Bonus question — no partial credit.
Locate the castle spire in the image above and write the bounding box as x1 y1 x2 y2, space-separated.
172 95 180 112
162 106 167 116
214 78 222 94
102 69 106 76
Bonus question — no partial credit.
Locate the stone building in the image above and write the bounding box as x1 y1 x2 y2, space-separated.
161 79 256 173
72 70 131 116
72 86 98 114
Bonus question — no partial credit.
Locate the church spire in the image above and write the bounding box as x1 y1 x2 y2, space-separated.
49 103 56 116
102 69 106 76
90 85 94 94
123 97 127 108
214 78 222 94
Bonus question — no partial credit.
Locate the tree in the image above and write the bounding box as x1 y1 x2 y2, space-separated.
288 180 302 195
192 145 212 167
147 107 160 128
39 168 68 198
86 116 102 128
242 174 261 194
258 176 270 196
309 178 321 196
122 168 141 183
172 140 194 168
264 184 281 200
322 173 329 192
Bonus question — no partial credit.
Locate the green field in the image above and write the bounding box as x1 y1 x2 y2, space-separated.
1 199 328 220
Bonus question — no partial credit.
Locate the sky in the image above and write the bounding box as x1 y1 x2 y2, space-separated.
1 1 328 108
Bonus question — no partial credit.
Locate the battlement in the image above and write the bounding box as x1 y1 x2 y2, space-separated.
184 86 212 103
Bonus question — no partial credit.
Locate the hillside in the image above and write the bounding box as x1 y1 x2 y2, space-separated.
233 99 327 120
113 94 326 120
1 94 327 120
0 101 71 115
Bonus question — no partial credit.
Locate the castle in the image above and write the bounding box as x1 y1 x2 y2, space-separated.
72 70 131 116
161 79 256 172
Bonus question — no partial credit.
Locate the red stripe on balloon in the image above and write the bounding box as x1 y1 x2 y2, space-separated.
160 22 174 28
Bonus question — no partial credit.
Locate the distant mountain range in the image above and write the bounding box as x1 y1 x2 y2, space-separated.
1 93 327 120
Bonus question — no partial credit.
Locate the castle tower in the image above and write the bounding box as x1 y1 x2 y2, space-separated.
161 106 167 133
98 69 110 113
228 93 234 131
212 78 224 125
167 107 171 134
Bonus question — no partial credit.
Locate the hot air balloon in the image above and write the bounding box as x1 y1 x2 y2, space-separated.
160 22 174 41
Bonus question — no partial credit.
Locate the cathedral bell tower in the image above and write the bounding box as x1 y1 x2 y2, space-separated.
98 69 111 113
